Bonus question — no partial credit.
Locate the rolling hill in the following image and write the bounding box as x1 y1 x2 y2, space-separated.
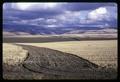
3 23 117 35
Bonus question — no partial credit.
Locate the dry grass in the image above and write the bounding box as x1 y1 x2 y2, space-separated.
17 40 117 69
3 43 28 65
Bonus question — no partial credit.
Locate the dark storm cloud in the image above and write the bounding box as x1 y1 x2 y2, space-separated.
3 9 64 20
61 3 116 11
3 3 117 28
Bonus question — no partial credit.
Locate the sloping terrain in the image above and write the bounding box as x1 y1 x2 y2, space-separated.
3 28 117 35
3 44 117 79
18 40 117 69
3 34 117 43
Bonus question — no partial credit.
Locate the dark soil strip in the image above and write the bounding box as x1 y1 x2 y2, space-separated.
16 44 117 79
3 37 117 43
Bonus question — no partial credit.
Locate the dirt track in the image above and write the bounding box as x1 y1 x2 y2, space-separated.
3 44 117 79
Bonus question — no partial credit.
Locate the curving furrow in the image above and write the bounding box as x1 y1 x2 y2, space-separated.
11 44 116 79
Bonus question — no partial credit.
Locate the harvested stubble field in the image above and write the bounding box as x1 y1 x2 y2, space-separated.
3 40 117 79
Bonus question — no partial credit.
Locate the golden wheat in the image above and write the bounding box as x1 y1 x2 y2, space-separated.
3 43 28 65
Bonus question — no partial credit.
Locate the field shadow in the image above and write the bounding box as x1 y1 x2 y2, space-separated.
3 36 117 43
3 44 117 79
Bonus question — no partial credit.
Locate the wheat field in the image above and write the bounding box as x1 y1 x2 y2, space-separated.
3 43 28 65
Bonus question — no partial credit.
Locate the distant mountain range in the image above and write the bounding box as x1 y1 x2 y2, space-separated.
3 24 117 36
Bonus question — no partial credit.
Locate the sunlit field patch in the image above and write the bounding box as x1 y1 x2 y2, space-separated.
3 43 28 65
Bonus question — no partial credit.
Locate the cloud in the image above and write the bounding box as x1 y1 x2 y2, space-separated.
3 3 64 20
46 18 57 24
88 7 108 21
3 3 117 28
55 11 81 25
44 25 59 28
88 6 117 21
4 2 116 11
11 18 45 26
86 6 117 27
11 3 64 11
61 3 116 11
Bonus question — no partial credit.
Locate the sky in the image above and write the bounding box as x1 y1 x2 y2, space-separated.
3 2 117 28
